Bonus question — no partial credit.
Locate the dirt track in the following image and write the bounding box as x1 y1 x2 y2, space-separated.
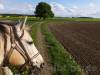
35 22 53 75
49 21 100 75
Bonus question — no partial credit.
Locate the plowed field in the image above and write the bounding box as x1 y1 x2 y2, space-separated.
49 21 100 75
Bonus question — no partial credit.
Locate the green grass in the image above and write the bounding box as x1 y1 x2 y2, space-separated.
28 21 40 43
0 16 38 21
41 21 82 75
1 16 100 21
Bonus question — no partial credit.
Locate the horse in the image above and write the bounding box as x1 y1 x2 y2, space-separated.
0 17 44 75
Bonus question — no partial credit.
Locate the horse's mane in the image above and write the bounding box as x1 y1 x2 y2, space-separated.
0 24 7 34
0 21 18 34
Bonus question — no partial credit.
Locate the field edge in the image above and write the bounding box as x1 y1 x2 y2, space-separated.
41 21 83 75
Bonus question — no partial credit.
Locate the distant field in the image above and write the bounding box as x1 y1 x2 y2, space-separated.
51 17 100 21
0 16 100 21
65 18 100 21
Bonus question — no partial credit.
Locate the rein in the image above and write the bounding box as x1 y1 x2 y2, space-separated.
3 25 40 72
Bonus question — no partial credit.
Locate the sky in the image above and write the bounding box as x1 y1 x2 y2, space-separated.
0 0 100 17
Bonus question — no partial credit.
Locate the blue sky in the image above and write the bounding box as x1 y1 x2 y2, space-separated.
0 0 100 17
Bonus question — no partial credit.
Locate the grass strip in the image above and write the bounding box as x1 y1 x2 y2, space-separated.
41 21 82 75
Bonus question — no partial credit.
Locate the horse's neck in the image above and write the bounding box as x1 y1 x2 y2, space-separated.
0 25 11 56
0 33 4 50
1 26 11 52
0 33 4 65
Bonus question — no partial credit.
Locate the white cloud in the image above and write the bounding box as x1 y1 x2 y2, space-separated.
28 4 34 10
0 1 100 18
51 2 65 11
1 3 35 14
50 2 100 17
50 2 70 17
89 2 95 8
0 3 4 10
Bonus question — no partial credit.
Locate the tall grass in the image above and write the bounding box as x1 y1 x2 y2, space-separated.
41 21 82 75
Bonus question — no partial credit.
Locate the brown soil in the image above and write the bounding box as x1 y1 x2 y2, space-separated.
48 21 100 75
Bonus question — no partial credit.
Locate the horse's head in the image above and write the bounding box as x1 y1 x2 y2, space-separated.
6 17 44 72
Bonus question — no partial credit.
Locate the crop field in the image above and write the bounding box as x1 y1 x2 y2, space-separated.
48 21 100 75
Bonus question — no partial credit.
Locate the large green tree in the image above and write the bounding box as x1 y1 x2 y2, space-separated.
34 2 54 19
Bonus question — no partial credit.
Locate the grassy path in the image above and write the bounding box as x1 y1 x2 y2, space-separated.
31 22 53 75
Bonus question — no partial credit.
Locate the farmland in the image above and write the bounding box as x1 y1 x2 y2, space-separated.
1 17 100 75
48 21 100 75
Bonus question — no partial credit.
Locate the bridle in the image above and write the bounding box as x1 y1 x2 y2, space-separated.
3 23 40 73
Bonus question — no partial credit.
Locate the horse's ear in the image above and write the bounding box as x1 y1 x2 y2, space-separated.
20 16 28 30
15 22 23 31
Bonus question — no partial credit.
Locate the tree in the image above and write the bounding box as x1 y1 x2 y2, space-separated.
35 2 54 19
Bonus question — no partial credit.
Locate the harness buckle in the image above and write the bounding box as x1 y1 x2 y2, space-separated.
11 43 16 48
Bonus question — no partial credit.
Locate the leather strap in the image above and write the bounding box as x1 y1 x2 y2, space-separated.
19 30 24 39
